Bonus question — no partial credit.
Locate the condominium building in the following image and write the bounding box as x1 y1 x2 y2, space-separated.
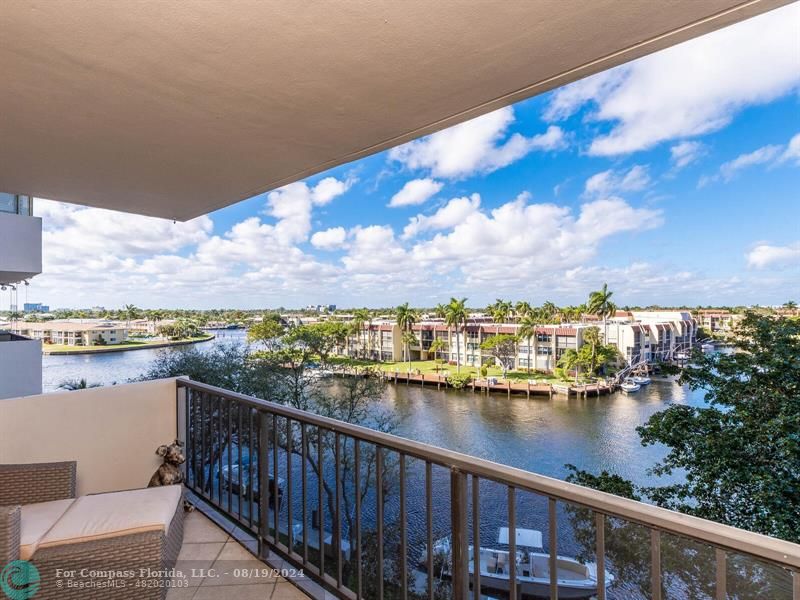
339 311 698 372
695 309 742 337
0 193 42 398
13 319 129 347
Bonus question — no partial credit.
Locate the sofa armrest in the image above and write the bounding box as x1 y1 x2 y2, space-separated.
0 462 77 505
0 505 21 564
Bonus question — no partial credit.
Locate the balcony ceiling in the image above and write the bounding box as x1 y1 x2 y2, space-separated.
0 0 790 220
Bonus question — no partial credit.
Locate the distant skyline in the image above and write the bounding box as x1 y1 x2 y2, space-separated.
16 4 800 310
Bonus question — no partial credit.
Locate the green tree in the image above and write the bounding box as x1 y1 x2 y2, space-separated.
588 283 616 342
123 303 140 329
581 326 602 373
395 303 418 368
444 297 467 373
517 311 541 373
480 333 517 377
247 314 284 349
428 338 446 371
568 313 800 544
488 299 512 334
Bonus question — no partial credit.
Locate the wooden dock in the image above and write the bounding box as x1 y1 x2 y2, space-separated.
337 368 614 398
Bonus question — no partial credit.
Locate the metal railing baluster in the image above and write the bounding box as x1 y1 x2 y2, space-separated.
549 497 557 600
426 461 433 599
473 476 480 600
451 469 468 599
399 453 407 600
651 529 662 600
248 407 254 530
286 418 294 553
376 445 384 599
273 413 279 543
715 547 726 600
301 422 308 565
258 411 270 558
355 440 362 600
596 512 606 600
237 401 243 521
199 392 206 496
509 486 516 600
217 395 222 504
318 426 325 579
227 399 233 512
335 432 342 588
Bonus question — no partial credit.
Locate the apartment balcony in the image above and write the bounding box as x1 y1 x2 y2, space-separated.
1 378 797 600
0 332 42 399
0 195 42 285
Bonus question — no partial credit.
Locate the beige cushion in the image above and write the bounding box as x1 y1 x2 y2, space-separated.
38 485 182 551
20 499 75 560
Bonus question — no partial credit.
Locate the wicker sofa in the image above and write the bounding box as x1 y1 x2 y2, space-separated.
0 462 184 600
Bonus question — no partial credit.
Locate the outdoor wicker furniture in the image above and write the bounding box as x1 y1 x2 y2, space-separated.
0 461 184 600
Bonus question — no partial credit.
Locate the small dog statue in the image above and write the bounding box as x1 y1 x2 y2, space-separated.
148 440 194 511
148 440 185 487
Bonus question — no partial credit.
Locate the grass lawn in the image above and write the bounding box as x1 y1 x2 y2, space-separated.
327 357 564 383
42 335 213 353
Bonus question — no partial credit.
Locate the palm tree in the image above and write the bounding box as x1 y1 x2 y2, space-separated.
541 301 559 322
353 308 371 358
784 300 797 311
488 299 512 335
395 303 418 367
401 331 418 371
123 304 139 329
514 301 533 322
582 326 602 375
558 349 581 384
588 283 616 342
518 311 541 373
428 338 446 370
434 303 448 319
445 297 468 373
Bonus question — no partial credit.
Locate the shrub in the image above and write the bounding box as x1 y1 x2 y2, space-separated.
446 372 472 389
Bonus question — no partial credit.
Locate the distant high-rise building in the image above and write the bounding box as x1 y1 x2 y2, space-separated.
23 302 49 313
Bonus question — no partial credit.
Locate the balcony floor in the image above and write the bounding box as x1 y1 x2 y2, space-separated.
167 509 311 600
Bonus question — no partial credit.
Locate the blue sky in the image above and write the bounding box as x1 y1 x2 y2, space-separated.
28 4 800 310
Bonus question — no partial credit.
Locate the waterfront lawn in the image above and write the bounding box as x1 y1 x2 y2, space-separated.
327 357 563 383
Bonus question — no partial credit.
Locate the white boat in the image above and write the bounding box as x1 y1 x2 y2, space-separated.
674 351 689 360
427 528 612 599
631 375 651 385
620 378 641 393
701 342 715 353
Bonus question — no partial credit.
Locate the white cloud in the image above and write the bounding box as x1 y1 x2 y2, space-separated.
779 133 800 166
264 176 352 244
402 194 481 239
407 194 662 279
312 177 351 206
389 107 565 179
719 145 782 181
310 227 347 250
746 242 800 269
698 132 799 187
388 178 443 207
584 165 650 197
544 3 800 155
670 141 706 169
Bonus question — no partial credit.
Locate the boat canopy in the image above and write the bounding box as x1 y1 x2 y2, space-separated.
497 527 543 549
